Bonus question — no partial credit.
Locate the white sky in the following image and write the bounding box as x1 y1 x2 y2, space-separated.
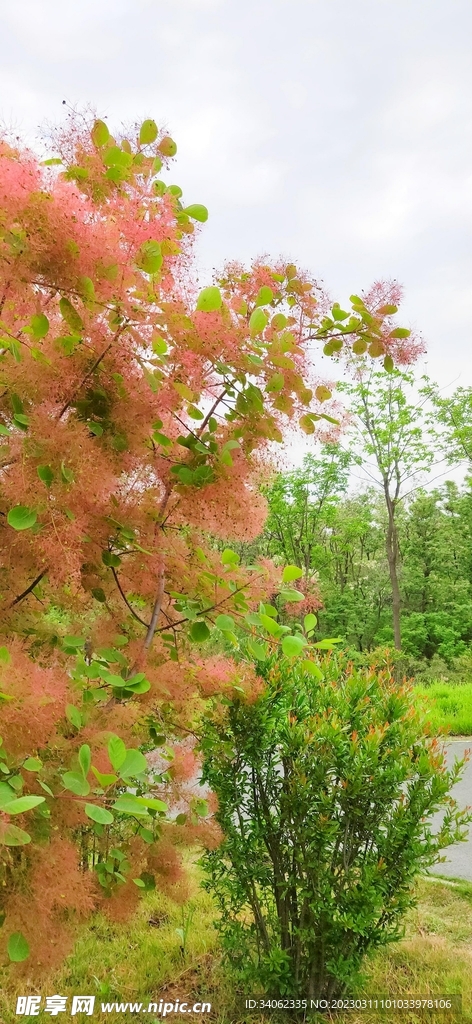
1 0 471 388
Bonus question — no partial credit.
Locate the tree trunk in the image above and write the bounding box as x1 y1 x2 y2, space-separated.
385 491 401 649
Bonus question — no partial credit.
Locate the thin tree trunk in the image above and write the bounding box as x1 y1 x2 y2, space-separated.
385 491 401 649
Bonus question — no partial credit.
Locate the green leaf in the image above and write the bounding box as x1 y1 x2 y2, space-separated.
255 286 274 307
113 794 149 817
92 587 107 603
221 548 240 565
84 804 114 825
383 355 394 373
0 823 31 846
0 783 16 809
91 119 110 147
183 204 208 222
247 639 268 661
102 551 121 567
189 621 211 643
158 136 177 157
187 404 204 420
89 421 103 436
301 659 323 680
281 635 307 658
266 373 285 392
66 704 82 729
304 613 317 632
60 460 74 484
0 424 10 436
138 797 167 812
139 119 158 145
0 647 11 665
63 635 85 649
136 240 163 275
118 748 147 779
7 506 37 531
215 614 236 631
62 772 90 797
91 767 118 787
280 589 305 603
22 758 42 772
3 795 45 815
282 565 303 583
30 314 49 339
249 308 268 336
37 464 54 488
196 286 222 313
78 744 91 779
7 932 30 962
59 297 84 333
108 735 126 771
313 637 343 649
389 327 411 339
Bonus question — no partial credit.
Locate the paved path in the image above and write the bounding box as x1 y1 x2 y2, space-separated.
429 739 472 882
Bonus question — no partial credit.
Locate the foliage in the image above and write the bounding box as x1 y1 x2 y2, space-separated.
261 450 472 662
0 112 418 973
200 654 471 1000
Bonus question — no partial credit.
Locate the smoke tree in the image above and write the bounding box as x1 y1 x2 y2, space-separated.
0 113 418 974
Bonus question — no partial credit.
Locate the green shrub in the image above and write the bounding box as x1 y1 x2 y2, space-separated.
200 655 471 1001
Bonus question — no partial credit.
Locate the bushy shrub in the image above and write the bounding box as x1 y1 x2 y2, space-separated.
200 654 471 1000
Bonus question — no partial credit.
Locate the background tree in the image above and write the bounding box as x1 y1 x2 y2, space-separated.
0 113 418 973
337 366 443 649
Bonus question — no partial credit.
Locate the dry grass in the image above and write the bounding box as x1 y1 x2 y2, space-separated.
1 872 471 1023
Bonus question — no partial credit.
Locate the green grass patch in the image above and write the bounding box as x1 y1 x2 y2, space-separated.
1 870 471 1023
415 682 472 735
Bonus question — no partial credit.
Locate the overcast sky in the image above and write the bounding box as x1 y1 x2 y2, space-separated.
1 0 471 387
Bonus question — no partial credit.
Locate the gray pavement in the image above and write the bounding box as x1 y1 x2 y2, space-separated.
428 739 472 882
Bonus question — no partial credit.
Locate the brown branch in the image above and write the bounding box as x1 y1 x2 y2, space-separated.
8 570 47 608
111 567 150 628
143 561 165 652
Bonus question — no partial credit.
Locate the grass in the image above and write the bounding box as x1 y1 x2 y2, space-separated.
415 682 472 735
1 867 472 1024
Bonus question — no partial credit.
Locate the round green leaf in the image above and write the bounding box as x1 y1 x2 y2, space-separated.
118 748 147 778
196 287 222 313
282 565 304 583
190 621 211 643
3 795 45 815
91 119 110 147
255 286 273 307
215 614 235 631
62 772 90 796
84 804 114 825
303 613 317 633
249 308 268 336
281 635 306 658
7 506 37 531
301 659 323 680
30 313 49 339
139 119 158 145
8 932 30 962
136 240 163 275
183 204 208 223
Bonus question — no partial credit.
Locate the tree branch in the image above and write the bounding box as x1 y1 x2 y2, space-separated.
8 570 47 608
